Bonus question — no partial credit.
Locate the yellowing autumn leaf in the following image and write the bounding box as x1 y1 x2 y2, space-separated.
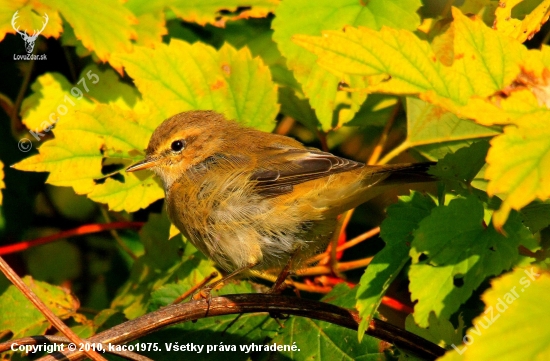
294 7 550 229
273 0 422 131
294 9 526 109
0 0 137 71
0 0 62 41
14 104 164 212
169 0 279 27
0 276 80 339
115 40 279 131
494 0 550 42
441 268 550 360
15 39 279 212
20 72 94 134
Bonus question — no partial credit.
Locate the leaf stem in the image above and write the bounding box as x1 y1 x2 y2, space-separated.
377 140 411 165
368 101 400 165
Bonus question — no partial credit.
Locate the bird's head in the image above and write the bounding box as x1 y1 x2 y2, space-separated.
126 110 234 189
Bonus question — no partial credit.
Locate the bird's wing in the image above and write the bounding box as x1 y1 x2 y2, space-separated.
250 149 363 197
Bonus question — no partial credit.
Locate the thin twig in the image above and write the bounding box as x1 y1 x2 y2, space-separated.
31 294 445 361
368 102 400 165
317 130 329 152
274 116 295 135
101 208 138 260
172 271 219 304
0 222 144 256
0 257 107 361
250 272 332 293
377 140 411 165
327 211 353 278
307 227 380 265
298 257 373 276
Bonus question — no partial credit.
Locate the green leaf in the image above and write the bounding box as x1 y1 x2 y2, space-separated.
79 64 139 108
273 284 384 360
115 40 279 132
25 240 82 284
0 276 80 338
409 196 533 327
293 9 550 228
430 141 490 184
441 267 550 360
293 9 525 107
278 87 319 132
112 212 217 319
406 98 499 154
356 192 436 340
521 200 550 234
273 0 422 131
405 313 465 349
346 94 399 128
41 0 137 70
217 20 300 90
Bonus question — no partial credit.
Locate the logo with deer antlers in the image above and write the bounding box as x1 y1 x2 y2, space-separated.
11 10 48 54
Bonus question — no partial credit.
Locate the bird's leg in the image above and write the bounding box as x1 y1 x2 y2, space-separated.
193 262 259 301
268 250 299 294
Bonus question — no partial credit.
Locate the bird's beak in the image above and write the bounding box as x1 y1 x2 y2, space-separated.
126 157 159 172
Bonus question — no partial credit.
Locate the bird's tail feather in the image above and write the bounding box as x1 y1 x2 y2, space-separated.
379 162 436 185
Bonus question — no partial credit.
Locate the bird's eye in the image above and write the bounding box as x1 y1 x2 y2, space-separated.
171 140 185 152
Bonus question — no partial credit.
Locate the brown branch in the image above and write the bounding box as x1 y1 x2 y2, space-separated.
32 294 445 361
0 257 107 361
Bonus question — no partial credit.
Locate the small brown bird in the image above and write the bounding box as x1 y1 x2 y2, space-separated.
127 111 434 276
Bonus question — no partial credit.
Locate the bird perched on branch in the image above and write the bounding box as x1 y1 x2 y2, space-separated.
127 111 434 284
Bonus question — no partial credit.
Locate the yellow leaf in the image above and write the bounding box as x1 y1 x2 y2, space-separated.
0 276 80 339
486 108 550 230
294 7 550 227
440 268 550 360
14 103 165 211
13 130 104 194
0 0 62 41
41 0 137 70
169 0 279 27
169 223 181 239
125 0 167 47
20 72 93 133
274 0 422 130
88 173 164 213
115 40 279 132
494 0 550 42
294 8 526 109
